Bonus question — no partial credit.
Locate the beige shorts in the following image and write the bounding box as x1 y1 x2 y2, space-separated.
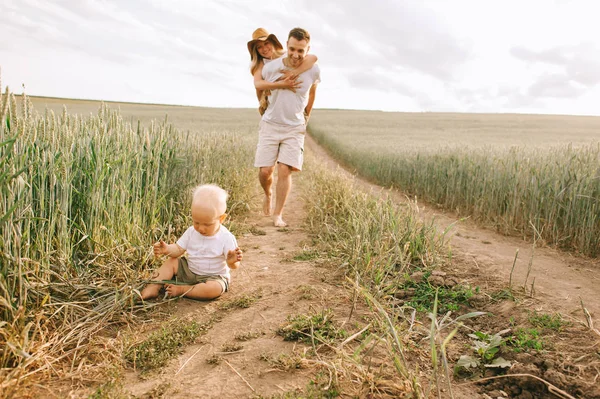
254 120 306 171
177 257 229 293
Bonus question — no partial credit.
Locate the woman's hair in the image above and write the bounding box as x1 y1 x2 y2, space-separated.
249 38 285 76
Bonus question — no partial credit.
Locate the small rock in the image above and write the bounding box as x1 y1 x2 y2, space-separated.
515 391 533 399
445 277 459 287
542 359 555 370
514 352 535 364
508 384 522 396
487 390 502 398
427 275 445 287
394 288 416 299
544 369 568 388
410 271 425 283
469 293 488 307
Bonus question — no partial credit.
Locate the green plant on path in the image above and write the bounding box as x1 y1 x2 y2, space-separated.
124 318 210 373
277 308 346 345
508 327 544 352
528 311 570 331
456 329 512 372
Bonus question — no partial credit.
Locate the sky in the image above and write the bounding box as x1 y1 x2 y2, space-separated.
1 0 600 115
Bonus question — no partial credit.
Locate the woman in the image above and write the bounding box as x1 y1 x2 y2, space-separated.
247 27 318 115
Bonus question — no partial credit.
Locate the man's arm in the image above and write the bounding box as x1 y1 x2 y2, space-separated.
304 83 318 123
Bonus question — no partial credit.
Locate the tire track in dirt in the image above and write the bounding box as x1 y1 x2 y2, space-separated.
305 133 600 319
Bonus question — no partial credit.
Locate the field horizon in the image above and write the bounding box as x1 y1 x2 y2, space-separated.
16 94 600 119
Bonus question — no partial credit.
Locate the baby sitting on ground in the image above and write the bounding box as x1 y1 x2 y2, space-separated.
140 184 243 301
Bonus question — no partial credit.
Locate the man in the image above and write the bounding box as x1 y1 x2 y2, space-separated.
254 27 321 227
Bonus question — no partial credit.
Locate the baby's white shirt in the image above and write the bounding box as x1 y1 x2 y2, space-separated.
176 225 238 280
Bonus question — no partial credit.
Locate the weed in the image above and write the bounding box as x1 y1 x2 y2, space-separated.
277 308 345 344
528 311 569 331
401 275 474 313
206 354 222 365
508 327 543 352
268 352 305 371
293 249 321 261
218 290 262 310
220 342 243 352
89 379 129 399
235 330 263 341
297 285 317 300
124 318 208 372
491 288 516 302
250 225 267 236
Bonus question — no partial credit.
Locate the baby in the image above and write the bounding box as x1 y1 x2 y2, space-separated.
140 184 243 300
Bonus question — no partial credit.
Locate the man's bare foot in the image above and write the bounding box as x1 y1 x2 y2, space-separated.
273 215 287 227
165 284 192 297
263 193 272 216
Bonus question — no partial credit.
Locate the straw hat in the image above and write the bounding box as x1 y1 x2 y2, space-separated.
247 28 283 56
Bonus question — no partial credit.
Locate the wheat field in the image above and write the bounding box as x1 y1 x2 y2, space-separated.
309 110 600 256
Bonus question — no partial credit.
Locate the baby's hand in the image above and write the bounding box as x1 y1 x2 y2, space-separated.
227 247 243 265
153 240 168 257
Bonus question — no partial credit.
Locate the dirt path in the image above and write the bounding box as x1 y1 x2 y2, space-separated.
305 134 600 319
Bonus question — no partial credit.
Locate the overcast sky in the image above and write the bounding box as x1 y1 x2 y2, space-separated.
1 0 599 115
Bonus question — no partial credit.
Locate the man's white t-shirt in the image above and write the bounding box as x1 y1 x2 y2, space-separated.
176 225 238 280
262 56 321 127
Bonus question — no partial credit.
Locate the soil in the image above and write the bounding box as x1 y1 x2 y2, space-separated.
116 135 599 398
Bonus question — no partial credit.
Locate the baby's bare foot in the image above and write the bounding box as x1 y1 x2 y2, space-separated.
273 215 287 227
263 194 272 216
140 286 160 300
165 284 190 297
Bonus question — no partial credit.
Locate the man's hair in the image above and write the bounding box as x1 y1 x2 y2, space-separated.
192 184 228 215
288 27 310 42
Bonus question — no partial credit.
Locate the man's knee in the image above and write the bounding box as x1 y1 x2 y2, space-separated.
277 163 293 176
259 167 274 180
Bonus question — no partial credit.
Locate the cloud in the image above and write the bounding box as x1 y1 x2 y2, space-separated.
528 74 584 98
511 43 600 89
510 46 568 65
299 0 471 81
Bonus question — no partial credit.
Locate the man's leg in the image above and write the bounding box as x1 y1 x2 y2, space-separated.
259 166 275 216
273 163 293 227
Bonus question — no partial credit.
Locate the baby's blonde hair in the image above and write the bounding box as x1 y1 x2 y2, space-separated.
192 184 228 215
